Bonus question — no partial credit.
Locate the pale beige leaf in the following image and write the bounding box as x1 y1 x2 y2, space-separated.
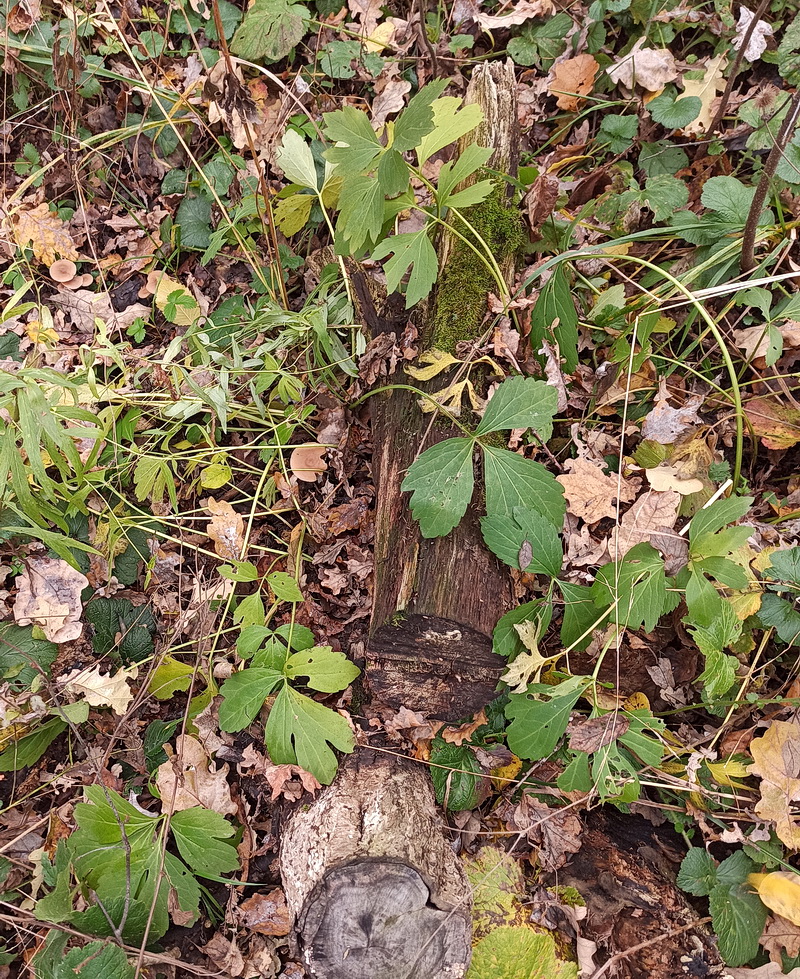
11 204 79 265
733 6 774 63
734 321 800 365
475 0 555 30
154 273 200 326
640 380 703 443
549 54 599 110
156 734 237 815
645 467 704 495
729 963 800 978
675 54 727 134
556 457 638 524
749 721 800 849
610 489 680 558
60 664 138 715
290 443 327 482
207 497 245 560
606 39 678 91
13 556 89 643
760 915 800 966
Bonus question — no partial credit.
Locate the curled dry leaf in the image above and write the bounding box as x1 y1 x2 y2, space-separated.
733 6 774 63
60 664 138 715
744 395 800 450
289 443 327 482
640 380 703 443
549 54 599 111
201 934 245 978
568 713 629 754
611 489 681 559
13 556 89 643
606 38 678 91
156 733 237 816
206 497 245 560
749 720 800 849
557 457 639 524
238 889 292 936
475 0 555 29
508 795 583 871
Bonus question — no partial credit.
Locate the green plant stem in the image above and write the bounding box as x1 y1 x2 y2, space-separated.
348 383 477 437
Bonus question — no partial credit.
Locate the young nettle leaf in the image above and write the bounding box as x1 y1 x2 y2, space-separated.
481 507 562 576
371 229 439 308
266 684 355 784
401 437 475 538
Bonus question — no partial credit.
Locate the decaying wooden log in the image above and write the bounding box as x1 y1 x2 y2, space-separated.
280 751 472 979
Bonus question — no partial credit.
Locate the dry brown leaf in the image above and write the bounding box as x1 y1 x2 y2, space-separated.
549 54 599 110
238 889 292 936
11 203 79 265
750 720 800 849
206 497 245 560
744 395 800 450
729 964 800 979
557 457 639 524
569 714 629 753
610 489 680 558
640 381 703 443
289 443 327 482
676 53 727 133
60 665 138 715
156 734 237 816
734 321 800 367
523 174 559 232
13 556 89 643
606 39 678 91
441 709 488 746
371 63 412 126
239 747 323 800
7 0 41 32
760 915 800 965
475 0 555 29
52 289 150 335
201 934 244 977
508 795 582 871
595 358 656 411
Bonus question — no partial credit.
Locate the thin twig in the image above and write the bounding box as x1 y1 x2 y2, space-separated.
588 916 712 979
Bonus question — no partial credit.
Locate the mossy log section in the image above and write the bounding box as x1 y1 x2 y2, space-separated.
367 60 522 720
280 751 471 979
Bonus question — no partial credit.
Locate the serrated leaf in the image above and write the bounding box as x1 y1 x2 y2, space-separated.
481 507 562 576
170 807 240 878
336 175 384 251
493 600 553 659
641 174 689 221
482 445 566 528
764 547 800 586
276 129 319 190
709 881 767 967
430 740 482 810
58 942 135 979
265 684 355 783
371 229 438 307
0 717 66 771
689 496 754 543
437 143 494 202
230 0 308 63
529 265 579 372
148 656 194 699
392 78 449 152
376 148 409 196
759 593 800 645
401 437 474 538
593 543 667 633
475 376 558 438
218 669 284 731
284 646 360 692
416 97 484 167
700 176 755 226
176 195 212 250
505 677 588 760
323 105 383 171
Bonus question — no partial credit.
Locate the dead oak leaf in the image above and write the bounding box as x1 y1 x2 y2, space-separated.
11 203 79 265
640 380 703 443
550 54 599 110
557 457 639 524
509 795 582 871
206 497 245 560
13 556 89 643
610 489 680 558
238 888 292 936
156 734 237 816
60 664 138 715
475 0 554 30
760 915 800 965
749 720 800 849
734 320 800 368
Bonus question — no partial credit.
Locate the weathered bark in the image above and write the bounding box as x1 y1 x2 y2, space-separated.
366 61 523 720
281 751 472 979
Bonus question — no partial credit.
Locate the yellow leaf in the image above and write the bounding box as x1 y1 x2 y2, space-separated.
200 462 232 489
622 692 650 712
706 758 750 788
501 620 563 693
405 349 460 381
725 544 763 620
275 193 314 236
491 753 523 790
12 203 79 265
154 273 200 326
418 378 479 416
675 54 727 134
750 720 800 848
749 872 800 926
364 19 394 53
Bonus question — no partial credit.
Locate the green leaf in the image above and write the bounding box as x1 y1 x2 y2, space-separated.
466 926 577 979
557 752 591 793
148 655 194 699
284 646 360 692
170 807 240 878
371 229 438 307
430 740 482 811
336 175 384 251
558 579 599 651
648 91 701 129
598 113 639 153
0 622 57 687
268 571 303 603
318 38 360 78
759 593 800 645
641 174 689 222
276 129 319 190
764 547 800 586
700 176 756 227
482 445 566 528
57 942 135 979
324 105 383 171
684 566 724 628
529 265 579 372
265 684 355 783
475 376 558 438
709 881 767 967
639 141 689 177
493 600 553 658
481 507 562 576
401 437 475 538
230 0 308 63
392 79 449 152
778 16 800 83
677 847 718 896
444 182 494 209
437 144 494 203
218 668 284 731
416 96 483 166
505 676 588 760
275 192 314 236
691 602 742 698
593 543 667 633
176 194 212 250
507 13 572 68
0 717 66 771
377 148 409 197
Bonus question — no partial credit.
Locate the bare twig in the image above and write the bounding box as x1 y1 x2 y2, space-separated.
588 916 712 979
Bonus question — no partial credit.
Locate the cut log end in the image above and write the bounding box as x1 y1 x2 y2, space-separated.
300 859 471 979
